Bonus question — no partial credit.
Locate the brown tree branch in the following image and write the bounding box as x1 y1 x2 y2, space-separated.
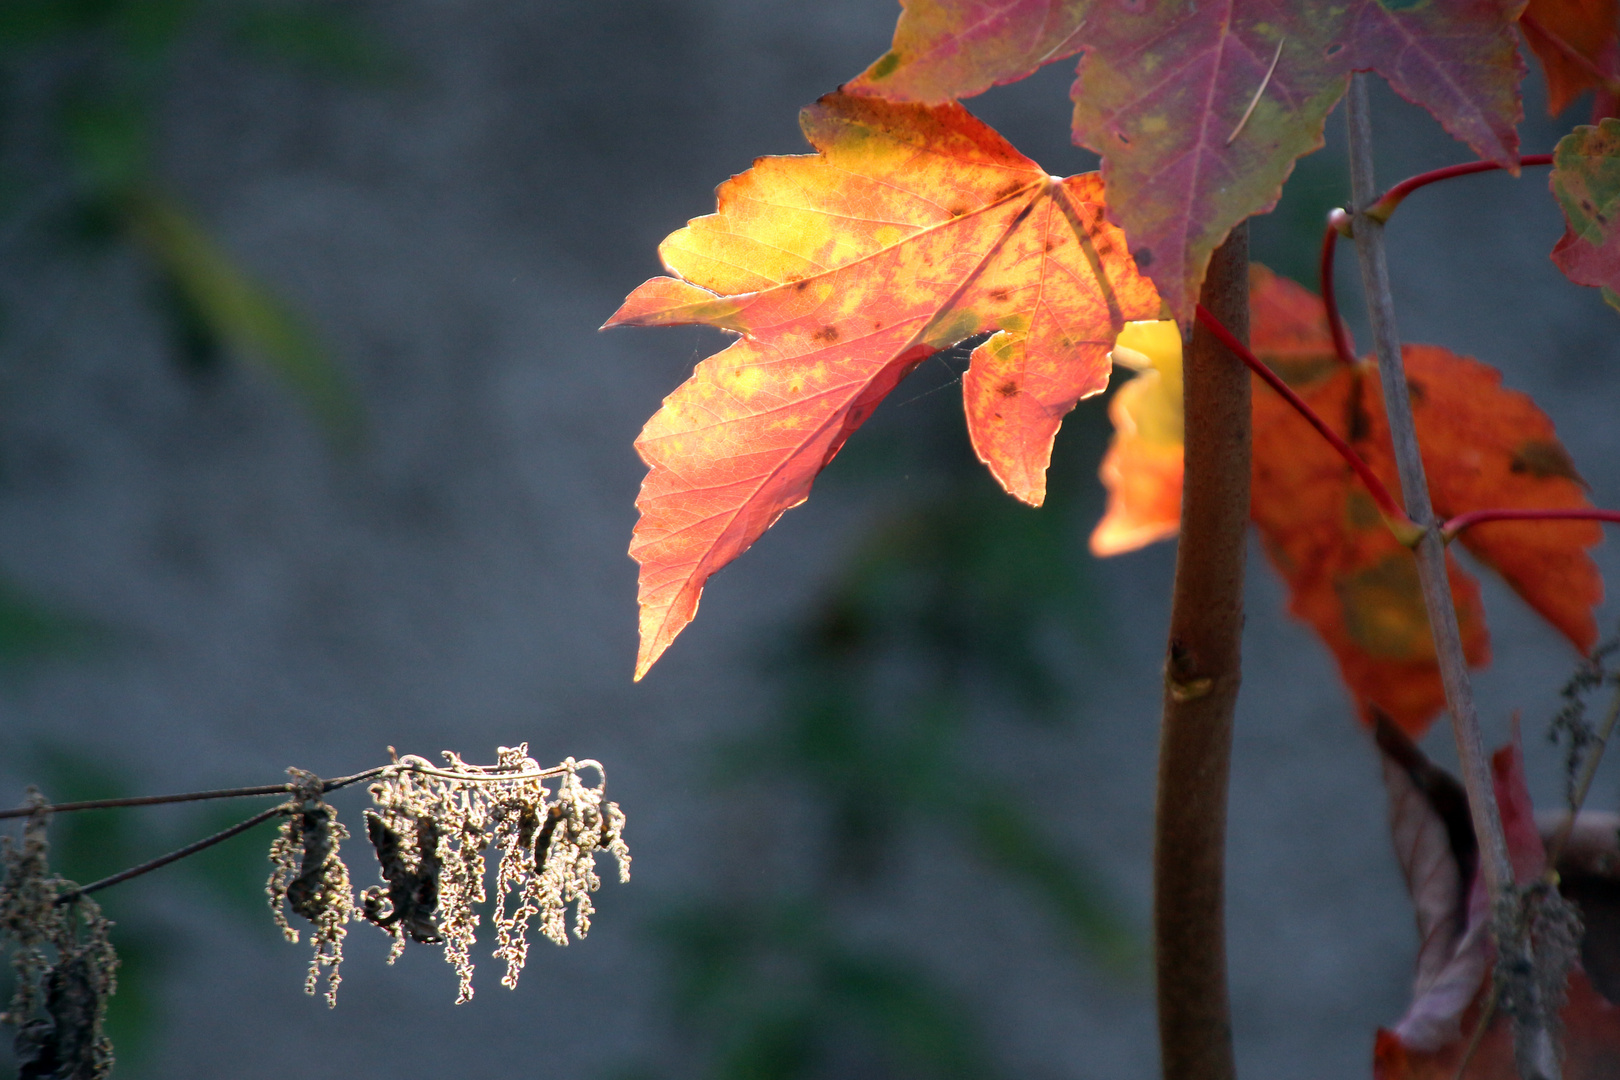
1154 224 1249 1080
1344 74 1559 1080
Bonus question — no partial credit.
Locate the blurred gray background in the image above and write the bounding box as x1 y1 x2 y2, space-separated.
0 3 1616 1078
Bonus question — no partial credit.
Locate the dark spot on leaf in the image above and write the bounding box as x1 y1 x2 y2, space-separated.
989 288 1009 302
1511 439 1587 485
1115 130 1130 145
869 51 902 80
992 181 1026 201
997 380 1020 397
1405 377 1426 403
793 280 810 292
1133 247 1153 268
871 319 884 331
813 325 840 343
1324 41 1345 58
1347 373 1370 444
948 206 969 218
1044 240 1057 253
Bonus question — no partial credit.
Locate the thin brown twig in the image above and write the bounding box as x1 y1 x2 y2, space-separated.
0 784 294 820
1545 678 1620 872
54 803 290 904
0 761 478 821
1346 74 1558 1080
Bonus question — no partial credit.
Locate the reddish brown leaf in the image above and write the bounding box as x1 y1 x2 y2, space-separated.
1397 345 1604 653
1374 735 1620 1079
605 92 1159 678
1376 718 1484 1052
1552 118 1620 310
1251 361 1493 736
850 0 1088 103
851 0 1524 317
1522 0 1620 116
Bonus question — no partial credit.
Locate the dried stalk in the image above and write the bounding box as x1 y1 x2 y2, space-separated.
1344 74 1559 1080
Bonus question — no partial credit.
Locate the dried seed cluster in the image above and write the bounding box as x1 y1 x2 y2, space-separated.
267 746 629 1006
0 798 118 1080
266 770 354 1007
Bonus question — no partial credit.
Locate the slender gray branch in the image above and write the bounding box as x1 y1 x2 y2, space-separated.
1345 74 1558 1080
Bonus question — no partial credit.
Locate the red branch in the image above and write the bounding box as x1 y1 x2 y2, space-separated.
1194 303 1411 529
1442 506 1620 542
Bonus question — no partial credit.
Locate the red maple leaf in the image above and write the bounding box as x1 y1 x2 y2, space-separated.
1521 0 1620 116
851 0 1525 318
604 93 1159 678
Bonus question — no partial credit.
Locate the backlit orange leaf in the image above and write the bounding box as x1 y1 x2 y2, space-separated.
1090 320 1184 556
605 92 1159 679
1522 0 1620 116
851 0 1525 317
1249 357 1492 735
1093 266 1601 734
1253 275 1602 733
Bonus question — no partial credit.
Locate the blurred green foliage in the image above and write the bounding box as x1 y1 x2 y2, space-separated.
0 0 394 444
637 350 1138 1080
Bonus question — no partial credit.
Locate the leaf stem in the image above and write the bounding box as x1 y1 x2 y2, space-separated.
1319 217 1359 366
1194 303 1411 531
54 803 289 904
1346 74 1558 1080
1364 155 1554 224
1154 225 1248 1080
1441 506 1620 542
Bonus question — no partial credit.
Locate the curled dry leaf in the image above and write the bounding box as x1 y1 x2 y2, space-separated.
1373 726 1620 1079
605 91 1159 678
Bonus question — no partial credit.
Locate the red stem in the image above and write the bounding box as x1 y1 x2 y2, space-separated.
1367 155 1554 222
1319 221 1358 366
1194 303 1411 528
1442 506 1620 542
1318 154 1556 368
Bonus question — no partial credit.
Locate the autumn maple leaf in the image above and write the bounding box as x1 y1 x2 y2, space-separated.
604 92 1159 679
1521 0 1620 116
1373 720 1620 1078
1551 117 1620 309
850 0 1525 318
1092 267 1601 735
1089 319 1183 557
